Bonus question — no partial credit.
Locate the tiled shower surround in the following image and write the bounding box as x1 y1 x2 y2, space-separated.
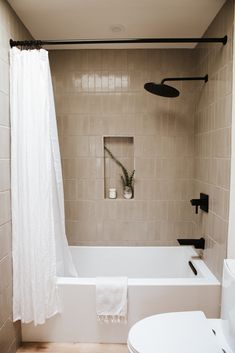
50 0 233 280
50 49 196 247
0 0 32 352
193 0 233 279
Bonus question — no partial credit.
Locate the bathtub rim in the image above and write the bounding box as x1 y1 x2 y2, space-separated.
57 245 220 286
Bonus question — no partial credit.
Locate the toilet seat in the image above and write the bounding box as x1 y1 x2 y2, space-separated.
128 311 223 353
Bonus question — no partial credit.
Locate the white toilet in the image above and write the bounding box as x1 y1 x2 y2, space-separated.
128 259 235 353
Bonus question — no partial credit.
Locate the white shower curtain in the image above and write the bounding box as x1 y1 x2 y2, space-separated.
10 47 77 325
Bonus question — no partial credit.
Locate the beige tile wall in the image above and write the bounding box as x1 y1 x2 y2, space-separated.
193 0 234 279
0 0 32 351
50 49 196 246
50 0 233 279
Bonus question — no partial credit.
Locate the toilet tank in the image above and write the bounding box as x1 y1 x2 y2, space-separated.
221 259 235 351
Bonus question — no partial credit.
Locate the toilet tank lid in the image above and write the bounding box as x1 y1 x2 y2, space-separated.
225 259 235 276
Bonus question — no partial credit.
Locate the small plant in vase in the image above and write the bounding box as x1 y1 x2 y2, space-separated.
104 145 135 199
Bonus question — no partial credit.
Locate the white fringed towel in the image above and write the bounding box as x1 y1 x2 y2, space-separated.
96 277 128 323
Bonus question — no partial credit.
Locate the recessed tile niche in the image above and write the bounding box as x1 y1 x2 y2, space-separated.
103 136 134 199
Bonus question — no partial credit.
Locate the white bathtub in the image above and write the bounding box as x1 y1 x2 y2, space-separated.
22 246 220 343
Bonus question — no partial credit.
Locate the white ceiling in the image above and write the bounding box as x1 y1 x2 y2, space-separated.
8 0 226 49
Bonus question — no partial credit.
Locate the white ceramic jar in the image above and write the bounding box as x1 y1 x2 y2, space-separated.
109 188 117 199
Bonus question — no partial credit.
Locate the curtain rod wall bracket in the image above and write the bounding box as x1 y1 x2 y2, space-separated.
9 35 227 48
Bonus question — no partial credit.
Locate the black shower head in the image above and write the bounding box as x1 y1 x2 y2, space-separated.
144 82 179 97
144 75 208 98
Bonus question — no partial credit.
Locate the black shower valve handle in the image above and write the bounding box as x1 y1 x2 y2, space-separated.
190 198 201 214
190 193 209 214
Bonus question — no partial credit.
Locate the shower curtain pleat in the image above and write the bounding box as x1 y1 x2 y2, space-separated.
10 47 77 326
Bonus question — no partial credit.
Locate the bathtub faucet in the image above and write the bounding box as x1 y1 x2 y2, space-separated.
177 237 205 250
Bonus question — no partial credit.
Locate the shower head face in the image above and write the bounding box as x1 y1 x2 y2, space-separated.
144 82 180 97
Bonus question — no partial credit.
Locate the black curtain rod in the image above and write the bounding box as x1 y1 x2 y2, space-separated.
9 35 227 47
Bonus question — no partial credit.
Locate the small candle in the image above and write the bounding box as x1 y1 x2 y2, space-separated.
109 188 117 199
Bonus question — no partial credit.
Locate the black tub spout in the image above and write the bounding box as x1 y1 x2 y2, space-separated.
177 237 205 250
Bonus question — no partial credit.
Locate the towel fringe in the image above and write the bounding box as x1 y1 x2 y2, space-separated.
97 314 127 324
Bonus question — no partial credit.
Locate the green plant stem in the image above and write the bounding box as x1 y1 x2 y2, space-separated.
104 145 135 188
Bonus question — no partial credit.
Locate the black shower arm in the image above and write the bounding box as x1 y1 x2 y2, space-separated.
161 75 208 84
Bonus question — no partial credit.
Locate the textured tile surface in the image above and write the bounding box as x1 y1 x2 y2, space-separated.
193 0 233 279
50 1 234 279
50 48 196 246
